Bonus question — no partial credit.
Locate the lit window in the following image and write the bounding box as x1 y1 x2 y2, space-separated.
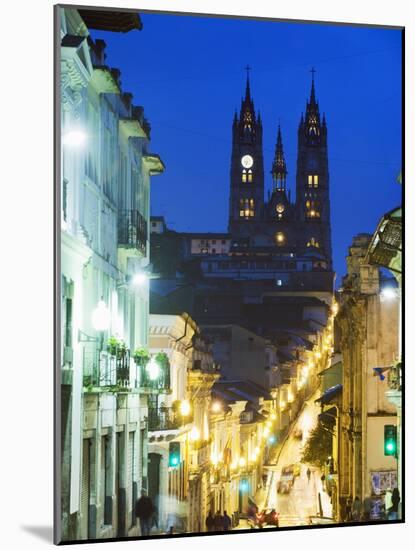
242 170 247 183
308 174 318 188
307 237 320 248
248 170 253 182
306 200 320 218
276 279 282 286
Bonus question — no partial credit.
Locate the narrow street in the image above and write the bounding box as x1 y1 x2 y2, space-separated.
235 390 332 530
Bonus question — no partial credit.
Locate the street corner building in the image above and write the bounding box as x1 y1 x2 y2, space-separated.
55 5 403 545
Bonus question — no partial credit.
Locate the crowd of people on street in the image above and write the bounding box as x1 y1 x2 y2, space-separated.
343 488 401 523
205 510 232 532
134 490 234 536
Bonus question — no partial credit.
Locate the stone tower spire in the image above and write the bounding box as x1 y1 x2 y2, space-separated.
271 123 287 191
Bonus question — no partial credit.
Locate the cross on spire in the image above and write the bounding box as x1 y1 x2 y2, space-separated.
245 64 251 77
310 66 316 79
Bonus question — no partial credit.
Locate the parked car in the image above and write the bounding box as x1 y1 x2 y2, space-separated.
256 509 279 528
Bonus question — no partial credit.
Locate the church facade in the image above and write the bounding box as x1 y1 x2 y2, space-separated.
150 72 335 336
228 72 332 274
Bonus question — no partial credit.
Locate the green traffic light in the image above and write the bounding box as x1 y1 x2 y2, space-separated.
384 424 397 456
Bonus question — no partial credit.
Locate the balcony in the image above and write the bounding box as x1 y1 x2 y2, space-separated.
118 209 147 256
83 349 131 389
147 407 192 431
387 362 402 392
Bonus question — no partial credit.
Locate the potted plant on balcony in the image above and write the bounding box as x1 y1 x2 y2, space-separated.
116 340 128 360
133 347 151 366
107 336 120 357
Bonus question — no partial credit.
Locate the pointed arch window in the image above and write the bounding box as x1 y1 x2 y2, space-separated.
308 174 319 188
239 198 255 218
307 237 320 248
306 200 321 218
243 110 253 130
242 169 253 183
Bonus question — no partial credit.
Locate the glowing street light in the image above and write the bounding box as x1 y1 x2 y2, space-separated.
62 128 87 147
189 426 200 441
180 400 191 417
91 299 111 331
132 272 148 286
146 357 160 381
211 401 222 413
380 287 398 301
238 457 246 468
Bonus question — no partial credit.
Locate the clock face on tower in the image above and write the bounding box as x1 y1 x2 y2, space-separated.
241 154 254 169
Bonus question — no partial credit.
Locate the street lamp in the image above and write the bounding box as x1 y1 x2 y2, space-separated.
380 286 399 301
180 399 191 417
190 426 200 442
91 299 111 332
132 272 148 286
62 128 87 147
146 356 160 381
211 400 222 413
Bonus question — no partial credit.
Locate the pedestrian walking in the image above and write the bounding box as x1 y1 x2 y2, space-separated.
307 467 311 482
352 496 362 521
345 497 352 522
214 510 224 531
223 510 232 531
206 511 215 532
388 488 400 520
135 489 154 536
384 487 393 517
363 495 372 521
151 504 159 531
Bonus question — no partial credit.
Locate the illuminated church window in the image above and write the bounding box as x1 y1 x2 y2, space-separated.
242 170 247 183
248 169 253 182
308 174 319 188
307 237 320 248
306 200 320 218
239 198 255 218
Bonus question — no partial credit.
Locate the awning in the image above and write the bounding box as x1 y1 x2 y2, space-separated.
315 384 342 405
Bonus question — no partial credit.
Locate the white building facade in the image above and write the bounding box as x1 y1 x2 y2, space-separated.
59 7 164 542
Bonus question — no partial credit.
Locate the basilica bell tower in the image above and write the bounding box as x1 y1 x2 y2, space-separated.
228 69 264 235
296 70 332 268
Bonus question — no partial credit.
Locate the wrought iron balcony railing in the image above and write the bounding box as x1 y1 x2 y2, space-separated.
118 209 147 256
147 406 193 431
83 349 131 389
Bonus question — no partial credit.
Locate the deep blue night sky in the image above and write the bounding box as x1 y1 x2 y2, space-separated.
91 12 402 283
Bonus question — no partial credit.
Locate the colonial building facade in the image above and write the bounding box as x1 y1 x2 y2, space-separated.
59 7 164 541
336 234 399 521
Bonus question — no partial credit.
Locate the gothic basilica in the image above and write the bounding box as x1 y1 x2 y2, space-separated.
229 71 332 273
